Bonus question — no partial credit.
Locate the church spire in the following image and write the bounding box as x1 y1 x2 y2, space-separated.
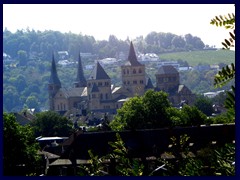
74 52 87 87
89 61 110 80
48 53 61 111
49 53 61 87
127 41 141 66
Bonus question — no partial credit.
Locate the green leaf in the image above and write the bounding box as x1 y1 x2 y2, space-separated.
225 39 231 46
215 16 221 22
222 42 228 49
229 32 235 40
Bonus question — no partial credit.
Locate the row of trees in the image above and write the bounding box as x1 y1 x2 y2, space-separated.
3 28 206 62
142 32 205 53
179 68 234 94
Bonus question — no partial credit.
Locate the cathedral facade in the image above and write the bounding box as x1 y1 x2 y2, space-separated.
48 42 195 115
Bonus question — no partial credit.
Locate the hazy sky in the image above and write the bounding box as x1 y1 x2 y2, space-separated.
3 4 235 48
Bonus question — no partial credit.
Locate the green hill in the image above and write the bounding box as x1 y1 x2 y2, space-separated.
159 50 235 66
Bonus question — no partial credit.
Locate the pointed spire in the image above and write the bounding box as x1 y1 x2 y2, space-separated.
127 41 141 66
75 52 87 87
145 77 154 89
49 53 61 87
89 61 110 80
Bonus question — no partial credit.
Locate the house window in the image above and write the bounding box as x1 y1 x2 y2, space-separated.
57 104 60 110
105 82 109 86
100 93 103 99
64 104 66 110
127 69 129 74
98 82 102 86
133 80 137 84
139 69 142 73
140 80 144 84
92 94 96 98
106 93 108 99
124 81 126 85
88 83 91 87
123 69 126 74
133 69 136 74
127 81 130 85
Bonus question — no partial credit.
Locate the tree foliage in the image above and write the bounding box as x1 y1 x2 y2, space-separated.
3 113 42 176
211 11 235 120
78 133 144 176
30 111 73 137
77 133 235 176
194 95 213 116
110 90 171 131
210 13 235 49
110 90 208 131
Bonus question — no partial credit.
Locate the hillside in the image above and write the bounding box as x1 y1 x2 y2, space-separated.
159 50 235 66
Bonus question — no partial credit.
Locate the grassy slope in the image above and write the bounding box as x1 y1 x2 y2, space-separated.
159 50 235 66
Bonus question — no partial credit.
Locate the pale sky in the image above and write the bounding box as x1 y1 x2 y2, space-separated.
3 4 235 48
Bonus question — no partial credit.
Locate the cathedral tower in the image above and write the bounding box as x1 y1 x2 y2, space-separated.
48 53 62 111
121 41 146 96
155 65 180 92
87 61 113 111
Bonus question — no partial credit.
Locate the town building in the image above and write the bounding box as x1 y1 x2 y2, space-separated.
48 42 195 116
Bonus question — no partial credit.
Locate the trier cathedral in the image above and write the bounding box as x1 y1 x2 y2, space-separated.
48 42 195 115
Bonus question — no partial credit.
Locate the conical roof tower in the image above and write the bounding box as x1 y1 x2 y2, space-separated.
74 52 87 87
89 61 110 80
127 41 141 66
49 53 61 87
48 53 61 111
